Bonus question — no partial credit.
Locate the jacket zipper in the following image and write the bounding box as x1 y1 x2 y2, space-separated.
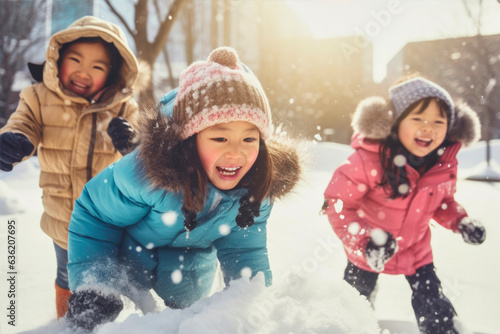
86 113 97 181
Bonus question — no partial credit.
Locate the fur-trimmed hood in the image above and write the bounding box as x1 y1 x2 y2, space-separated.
134 106 302 202
351 96 481 147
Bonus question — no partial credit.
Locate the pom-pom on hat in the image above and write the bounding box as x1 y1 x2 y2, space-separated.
173 46 272 140
389 77 455 127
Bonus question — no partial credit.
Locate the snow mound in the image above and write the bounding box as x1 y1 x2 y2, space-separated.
22 273 378 334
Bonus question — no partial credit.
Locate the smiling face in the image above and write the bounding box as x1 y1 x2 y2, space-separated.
58 41 111 99
398 98 448 157
196 121 260 190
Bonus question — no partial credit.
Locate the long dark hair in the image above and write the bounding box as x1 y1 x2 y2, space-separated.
175 135 273 230
378 97 451 199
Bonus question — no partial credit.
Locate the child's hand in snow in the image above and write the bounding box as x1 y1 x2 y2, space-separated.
458 217 486 245
66 289 123 331
364 229 398 272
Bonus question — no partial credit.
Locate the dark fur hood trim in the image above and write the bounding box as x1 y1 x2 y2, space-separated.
351 96 481 147
135 108 303 200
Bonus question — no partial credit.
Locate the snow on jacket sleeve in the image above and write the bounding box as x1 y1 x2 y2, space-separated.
324 152 372 258
68 151 152 291
214 199 273 287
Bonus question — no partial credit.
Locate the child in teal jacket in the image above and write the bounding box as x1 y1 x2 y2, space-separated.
66 47 302 330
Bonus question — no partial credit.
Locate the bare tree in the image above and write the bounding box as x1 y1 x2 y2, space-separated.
461 0 500 181
0 0 45 127
104 0 188 104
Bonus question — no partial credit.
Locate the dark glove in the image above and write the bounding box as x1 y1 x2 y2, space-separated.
0 132 34 171
107 117 136 155
364 229 398 272
66 289 123 331
458 217 486 245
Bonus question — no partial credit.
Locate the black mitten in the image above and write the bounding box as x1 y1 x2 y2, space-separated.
364 229 398 272
458 217 486 245
107 117 136 155
66 289 123 331
0 132 34 171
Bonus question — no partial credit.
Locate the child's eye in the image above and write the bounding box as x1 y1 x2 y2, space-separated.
211 137 227 142
435 120 446 125
93 66 105 71
411 117 422 122
244 137 257 143
69 57 80 63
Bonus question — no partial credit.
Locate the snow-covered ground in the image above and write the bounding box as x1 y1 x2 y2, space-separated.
1 141 499 334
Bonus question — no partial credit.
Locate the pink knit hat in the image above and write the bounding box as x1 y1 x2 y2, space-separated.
173 47 272 140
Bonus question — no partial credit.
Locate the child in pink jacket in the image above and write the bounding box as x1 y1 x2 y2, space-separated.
324 76 485 334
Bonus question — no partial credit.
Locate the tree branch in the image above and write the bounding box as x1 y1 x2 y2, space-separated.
151 0 187 61
104 0 136 36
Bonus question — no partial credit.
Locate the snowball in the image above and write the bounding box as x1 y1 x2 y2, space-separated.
370 228 388 246
441 203 448 210
171 269 183 284
104 179 108 184
437 148 445 156
377 211 386 220
146 242 155 250
370 169 377 177
162 211 178 226
136 246 142 252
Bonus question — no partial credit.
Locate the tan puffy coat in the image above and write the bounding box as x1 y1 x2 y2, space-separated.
0 16 139 249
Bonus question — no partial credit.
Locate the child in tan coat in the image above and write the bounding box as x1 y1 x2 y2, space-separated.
0 16 139 318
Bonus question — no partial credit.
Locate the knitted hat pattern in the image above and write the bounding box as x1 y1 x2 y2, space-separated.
173 47 272 140
389 77 455 127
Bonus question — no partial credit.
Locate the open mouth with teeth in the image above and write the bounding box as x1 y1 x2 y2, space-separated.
415 137 432 147
216 166 242 179
70 80 90 95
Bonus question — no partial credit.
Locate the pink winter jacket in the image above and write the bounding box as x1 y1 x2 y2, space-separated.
324 135 468 276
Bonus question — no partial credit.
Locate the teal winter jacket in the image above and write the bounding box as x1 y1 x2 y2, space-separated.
67 90 302 308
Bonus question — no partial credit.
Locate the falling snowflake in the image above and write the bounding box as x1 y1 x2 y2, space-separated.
334 199 343 214
348 222 361 235
394 154 406 167
219 224 231 236
398 184 410 195
162 211 178 226
240 267 252 279
171 269 183 284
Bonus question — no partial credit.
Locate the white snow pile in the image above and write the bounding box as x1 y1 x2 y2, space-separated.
22 272 379 334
